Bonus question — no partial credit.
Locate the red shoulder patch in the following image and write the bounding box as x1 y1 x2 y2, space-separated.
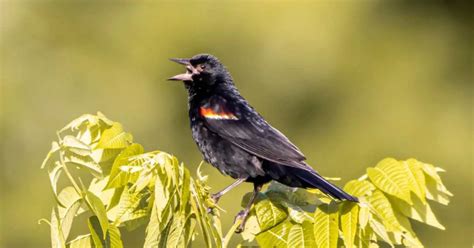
200 107 238 120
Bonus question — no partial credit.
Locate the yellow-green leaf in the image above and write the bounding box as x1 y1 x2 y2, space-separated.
105 144 144 189
41 141 60 169
314 202 339 248
97 123 132 149
287 222 316 248
255 220 292 248
254 194 288 232
51 208 66 248
60 199 82 241
367 158 412 204
88 216 105 248
368 190 402 233
391 195 445 230
340 202 359 248
67 234 92 248
85 191 109 239
344 180 376 198
402 159 426 204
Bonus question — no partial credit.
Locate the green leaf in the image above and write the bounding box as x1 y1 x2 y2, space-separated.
391 194 445 230
42 141 60 169
154 170 171 222
63 151 102 176
340 202 359 248
368 190 402 233
356 225 377 248
254 194 288 232
85 191 109 239
108 225 124 248
287 221 316 248
107 186 149 226
255 220 292 248
97 123 133 149
51 208 66 248
367 158 412 204
369 216 392 246
240 215 261 241
88 177 115 207
344 180 376 198
47 161 64 206
88 216 105 248
67 234 92 248
283 202 314 224
165 214 186 248
61 114 103 133
421 163 452 205
314 202 339 248
144 203 160 248
62 135 92 156
105 144 144 189
401 159 426 204
60 199 82 240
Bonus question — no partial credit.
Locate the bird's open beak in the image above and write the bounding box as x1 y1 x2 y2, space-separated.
168 58 196 82
169 58 190 65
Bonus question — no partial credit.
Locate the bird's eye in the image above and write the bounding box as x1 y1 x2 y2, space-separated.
200 64 206 70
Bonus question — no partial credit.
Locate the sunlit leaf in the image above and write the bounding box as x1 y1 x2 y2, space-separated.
51 208 66 248
343 180 376 198
283 201 314 224
85 191 109 239
390 194 445 230
401 159 426 204
255 220 292 248
367 158 412 204
47 161 64 206
287 221 316 248
369 216 392 247
314 202 339 248
108 225 124 248
41 141 60 169
340 201 359 248
254 194 288 232
60 199 82 241
67 234 92 248
88 216 105 248
62 135 91 156
144 203 160 248
63 151 102 176
368 190 402 233
166 214 186 248
105 144 144 189
97 123 133 149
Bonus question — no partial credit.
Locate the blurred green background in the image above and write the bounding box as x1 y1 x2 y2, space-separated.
0 1 472 247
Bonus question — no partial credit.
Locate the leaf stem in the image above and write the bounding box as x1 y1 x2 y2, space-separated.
222 219 241 248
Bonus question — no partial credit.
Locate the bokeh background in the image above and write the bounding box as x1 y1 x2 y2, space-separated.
0 1 472 247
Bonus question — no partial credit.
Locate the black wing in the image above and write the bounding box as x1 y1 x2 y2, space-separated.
200 95 310 170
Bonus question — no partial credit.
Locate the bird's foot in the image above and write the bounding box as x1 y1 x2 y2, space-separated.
211 193 222 204
206 193 222 213
234 210 250 233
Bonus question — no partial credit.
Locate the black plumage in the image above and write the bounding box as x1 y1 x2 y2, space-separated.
169 54 357 232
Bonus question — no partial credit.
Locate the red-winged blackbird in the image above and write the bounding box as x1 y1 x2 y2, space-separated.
169 54 357 232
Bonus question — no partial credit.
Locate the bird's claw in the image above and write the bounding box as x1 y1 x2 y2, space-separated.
233 210 249 233
210 193 221 203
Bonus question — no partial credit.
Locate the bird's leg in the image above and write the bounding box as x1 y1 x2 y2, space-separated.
234 183 263 233
211 178 246 204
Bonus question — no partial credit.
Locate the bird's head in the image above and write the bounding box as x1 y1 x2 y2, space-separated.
168 54 231 89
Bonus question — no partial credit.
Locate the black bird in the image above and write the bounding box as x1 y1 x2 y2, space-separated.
169 54 357 232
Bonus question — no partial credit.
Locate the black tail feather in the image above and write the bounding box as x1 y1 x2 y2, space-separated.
294 168 358 202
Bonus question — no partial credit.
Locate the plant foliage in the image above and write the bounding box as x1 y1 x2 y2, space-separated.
41 113 452 248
